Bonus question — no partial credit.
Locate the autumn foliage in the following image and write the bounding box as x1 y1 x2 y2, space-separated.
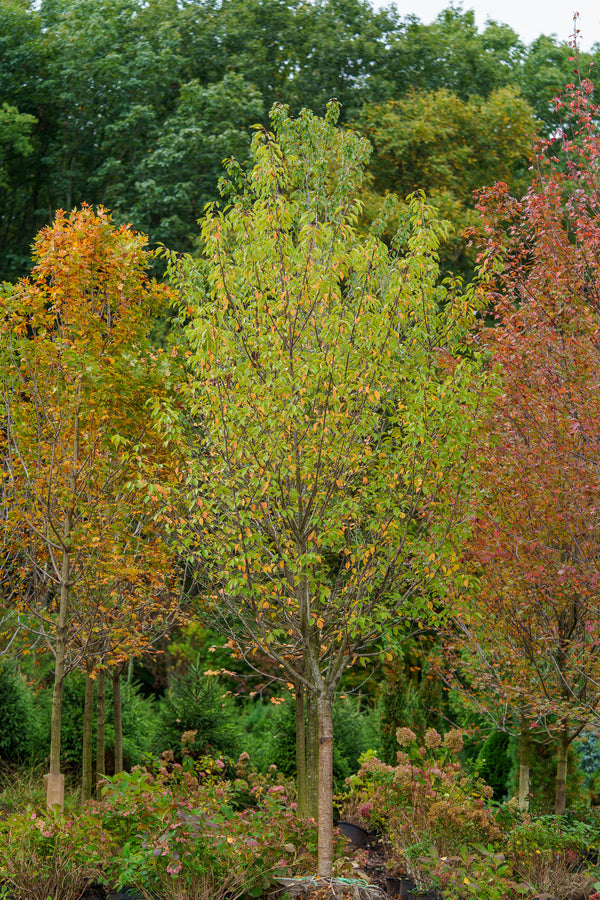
448 80 600 813
0 205 182 803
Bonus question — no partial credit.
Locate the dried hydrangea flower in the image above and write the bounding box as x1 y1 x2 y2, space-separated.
443 729 464 754
396 726 417 747
424 728 442 749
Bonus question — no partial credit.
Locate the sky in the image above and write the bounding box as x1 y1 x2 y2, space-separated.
372 0 600 51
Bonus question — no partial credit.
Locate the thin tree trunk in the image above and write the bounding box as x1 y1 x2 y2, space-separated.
295 681 307 817
49 616 67 777
298 570 319 822
307 689 319 820
555 721 569 815
518 713 530 811
81 670 95 802
317 693 334 878
47 402 80 810
47 513 73 809
96 669 106 795
113 666 123 775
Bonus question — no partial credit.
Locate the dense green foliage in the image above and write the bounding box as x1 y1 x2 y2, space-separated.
0 0 593 281
259 694 379 787
476 730 511 801
0 664 38 763
152 666 244 761
0 665 156 772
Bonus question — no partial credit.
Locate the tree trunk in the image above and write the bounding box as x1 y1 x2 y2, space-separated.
555 721 570 815
307 689 319 820
47 523 72 809
96 668 106 795
317 692 334 878
295 681 308 817
113 666 123 775
298 571 319 822
81 670 95 802
49 635 66 778
518 714 530 811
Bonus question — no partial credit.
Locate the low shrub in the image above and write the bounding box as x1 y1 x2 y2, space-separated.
0 806 110 900
93 751 341 899
0 749 342 900
426 844 526 900
343 727 500 866
504 813 600 897
342 726 600 899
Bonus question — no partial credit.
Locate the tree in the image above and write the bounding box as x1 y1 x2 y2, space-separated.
521 32 599 132
172 103 484 875
1 0 588 283
448 79 600 814
382 8 526 102
130 73 264 252
0 205 180 807
0 0 50 281
285 0 398 116
355 86 536 275
0 0 264 278
0 103 36 190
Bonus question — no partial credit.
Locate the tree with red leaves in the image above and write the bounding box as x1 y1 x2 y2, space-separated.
448 80 600 814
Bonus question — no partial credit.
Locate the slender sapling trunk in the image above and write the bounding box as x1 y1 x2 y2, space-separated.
317 693 334 878
518 714 530 811
96 668 106 794
81 670 95 801
113 666 123 775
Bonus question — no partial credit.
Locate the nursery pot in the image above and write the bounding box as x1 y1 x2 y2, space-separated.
386 875 417 898
406 889 442 900
106 890 146 900
337 820 376 849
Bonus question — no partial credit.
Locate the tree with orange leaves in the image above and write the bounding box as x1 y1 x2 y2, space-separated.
0 205 182 807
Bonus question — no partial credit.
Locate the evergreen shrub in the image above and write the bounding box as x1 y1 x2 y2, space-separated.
476 730 511 801
152 665 243 760
260 693 379 786
0 664 37 764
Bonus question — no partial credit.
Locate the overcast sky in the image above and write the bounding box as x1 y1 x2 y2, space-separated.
373 0 600 51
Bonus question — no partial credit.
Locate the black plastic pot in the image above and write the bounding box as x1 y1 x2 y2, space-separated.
337 820 378 849
106 890 145 900
386 875 417 898
405 889 442 900
80 884 108 900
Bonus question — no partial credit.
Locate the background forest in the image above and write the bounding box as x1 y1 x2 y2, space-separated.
0 0 593 283
3 1 600 895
